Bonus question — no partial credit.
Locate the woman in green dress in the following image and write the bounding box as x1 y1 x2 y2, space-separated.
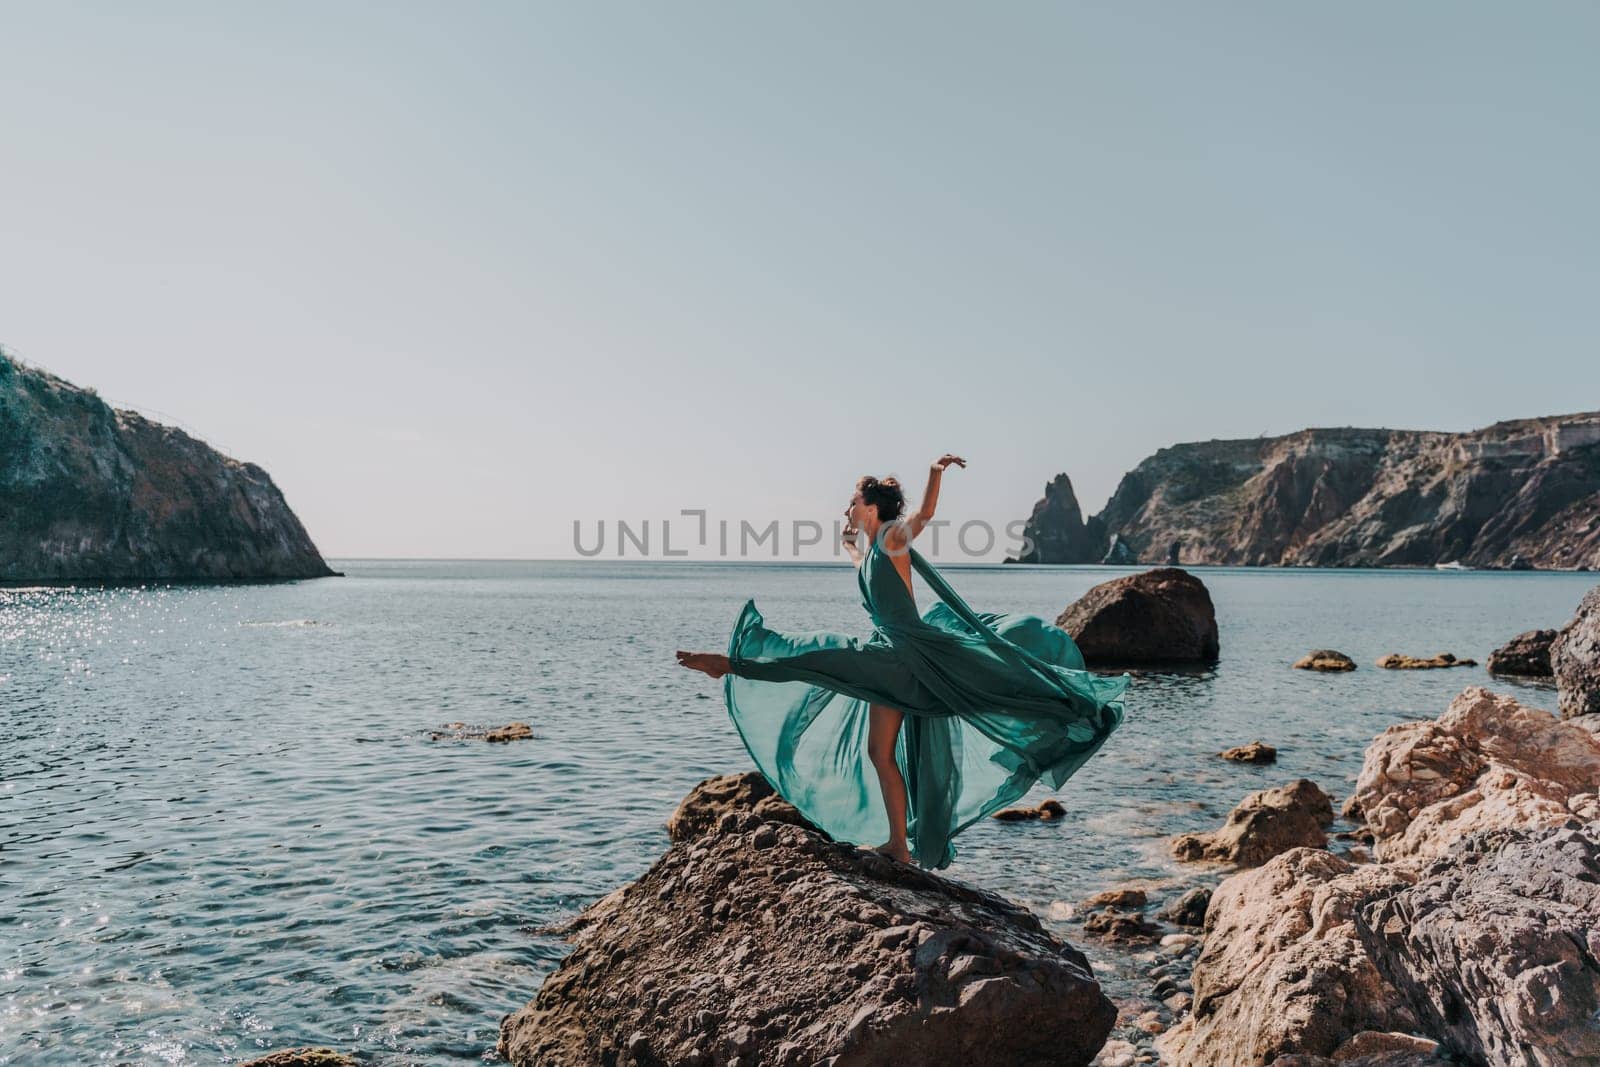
676 456 1129 870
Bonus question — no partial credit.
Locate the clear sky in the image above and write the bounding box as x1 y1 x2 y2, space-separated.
2 3 1597 561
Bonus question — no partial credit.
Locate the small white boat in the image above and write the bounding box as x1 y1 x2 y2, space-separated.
1435 560 1470 571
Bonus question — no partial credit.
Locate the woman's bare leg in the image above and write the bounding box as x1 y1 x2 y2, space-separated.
867 704 912 864
676 651 731 678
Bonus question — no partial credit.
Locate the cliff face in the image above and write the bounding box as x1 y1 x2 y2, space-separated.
0 354 335 582
1015 414 1600 569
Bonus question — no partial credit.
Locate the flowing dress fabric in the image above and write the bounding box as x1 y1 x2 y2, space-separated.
722 539 1130 869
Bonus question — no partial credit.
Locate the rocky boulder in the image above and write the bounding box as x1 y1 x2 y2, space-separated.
665 770 821 843
1553 585 1600 718
1155 849 1420 1066
1172 780 1333 866
1357 823 1600 1067
1217 740 1277 764
1485 628 1557 677
1157 887 1211 927
1375 653 1476 670
238 1051 359 1067
1293 650 1356 672
1055 567 1219 666
499 810 1116 1066
991 798 1065 821
1344 687 1600 862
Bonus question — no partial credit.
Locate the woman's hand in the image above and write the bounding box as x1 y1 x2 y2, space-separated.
841 520 864 565
932 454 966 473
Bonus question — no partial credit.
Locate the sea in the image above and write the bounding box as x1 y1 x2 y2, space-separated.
2 560 1591 1064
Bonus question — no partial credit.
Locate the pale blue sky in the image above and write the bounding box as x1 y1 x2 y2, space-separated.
2 3 1597 560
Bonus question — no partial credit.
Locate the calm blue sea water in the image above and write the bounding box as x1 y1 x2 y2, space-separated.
2 560 1592 1064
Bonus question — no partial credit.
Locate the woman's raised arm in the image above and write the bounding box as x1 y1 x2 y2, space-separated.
906 454 966 539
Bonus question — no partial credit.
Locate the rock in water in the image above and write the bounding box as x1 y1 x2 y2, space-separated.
1155 848 1419 1066
1553 585 1600 718
1171 780 1333 866
990 798 1066 821
1217 740 1277 764
1485 628 1557 677
1157 887 1211 927
428 721 534 742
1358 823 1600 1067
0 352 334 581
1293 649 1356 672
238 1051 359 1067
1055 567 1219 665
1344 686 1600 862
1081 906 1161 944
498 811 1116 1067
1374 653 1477 670
666 770 821 842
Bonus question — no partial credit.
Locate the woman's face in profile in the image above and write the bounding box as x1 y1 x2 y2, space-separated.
846 490 871 528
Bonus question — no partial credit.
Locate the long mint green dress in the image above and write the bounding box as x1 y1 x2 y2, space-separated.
723 536 1130 869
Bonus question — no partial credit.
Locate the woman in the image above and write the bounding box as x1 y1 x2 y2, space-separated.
676 455 1129 869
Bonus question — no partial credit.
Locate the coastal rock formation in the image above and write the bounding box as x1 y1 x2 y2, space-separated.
1217 740 1277 764
1293 649 1356 672
1553 585 1600 718
1163 687 1600 1065
1171 780 1333 866
1357 823 1600 1067
0 352 334 581
499 809 1116 1067
1375 652 1476 670
1155 848 1420 1066
665 770 820 842
1486 628 1557 677
1009 473 1105 565
1011 412 1600 569
1054 568 1219 666
1344 686 1600 862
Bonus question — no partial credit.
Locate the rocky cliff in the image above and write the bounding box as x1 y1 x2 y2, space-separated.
0 353 335 581
1013 413 1600 569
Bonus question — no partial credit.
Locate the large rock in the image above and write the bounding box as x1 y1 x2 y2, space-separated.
0 351 334 581
1358 823 1600 1067
1486 628 1558 677
1553 585 1600 718
1155 848 1420 1066
1345 686 1600 862
499 809 1115 1066
1172 780 1333 866
665 771 821 842
1293 649 1356 672
1217 740 1277 764
1013 413 1600 568
1055 567 1219 665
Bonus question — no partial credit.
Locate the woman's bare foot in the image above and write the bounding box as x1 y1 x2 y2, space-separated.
872 840 913 865
676 650 731 679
